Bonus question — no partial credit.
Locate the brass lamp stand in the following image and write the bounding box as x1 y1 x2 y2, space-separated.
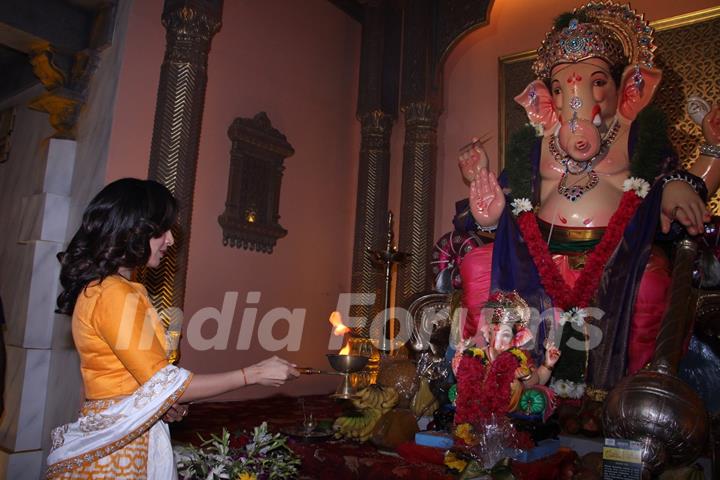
368 211 409 355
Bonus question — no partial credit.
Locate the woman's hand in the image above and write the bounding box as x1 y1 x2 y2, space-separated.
660 181 710 235
162 403 188 423
247 355 300 387
469 168 505 227
179 356 300 402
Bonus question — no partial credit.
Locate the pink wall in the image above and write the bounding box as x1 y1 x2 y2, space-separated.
106 0 361 400
434 0 719 238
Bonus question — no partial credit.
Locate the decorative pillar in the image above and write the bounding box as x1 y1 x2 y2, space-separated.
396 102 439 308
348 0 400 338
140 0 223 316
395 0 440 309
349 110 393 337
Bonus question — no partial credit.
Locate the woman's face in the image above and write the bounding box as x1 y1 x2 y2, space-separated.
148 230 174 268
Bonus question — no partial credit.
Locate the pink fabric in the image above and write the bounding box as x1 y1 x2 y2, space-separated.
459 244 494 341
551 251 670 375
551 254 581 286
626 251 671 374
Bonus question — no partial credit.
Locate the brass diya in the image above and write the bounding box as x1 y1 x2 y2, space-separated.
326 354 369 399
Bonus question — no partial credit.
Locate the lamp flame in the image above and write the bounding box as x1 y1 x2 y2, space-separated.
338 343 351 355
329 311 350 336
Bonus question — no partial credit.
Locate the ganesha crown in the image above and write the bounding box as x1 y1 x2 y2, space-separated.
533 2 656 80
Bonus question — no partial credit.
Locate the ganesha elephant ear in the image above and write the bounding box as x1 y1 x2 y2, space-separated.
618 65 662 122
514 80 558 136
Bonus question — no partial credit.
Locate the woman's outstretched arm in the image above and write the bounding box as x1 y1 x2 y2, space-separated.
179 355 300 403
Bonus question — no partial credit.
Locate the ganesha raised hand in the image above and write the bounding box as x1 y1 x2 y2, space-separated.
458 136 490 183
543 340 561 369
469 167 505 227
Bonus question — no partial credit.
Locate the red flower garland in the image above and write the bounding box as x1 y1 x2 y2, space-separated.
454 350 520 425
516 190 642 310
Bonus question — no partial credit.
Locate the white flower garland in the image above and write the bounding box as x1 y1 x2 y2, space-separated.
550 378 586 399
559 307 589 327
622 177 650 198
511 198 533 216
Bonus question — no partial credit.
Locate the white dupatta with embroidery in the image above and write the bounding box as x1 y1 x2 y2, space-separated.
46 365 192 479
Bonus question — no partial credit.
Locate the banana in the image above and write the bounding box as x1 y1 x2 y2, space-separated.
411 379 438 417
333 416 349 430
365 387 380 409
335 388 398 442
352 388 371 409
380 387 399 411
348 416 363 430
358 415 379 437
353 416 370 438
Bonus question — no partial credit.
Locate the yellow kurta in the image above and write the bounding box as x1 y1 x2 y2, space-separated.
56 275 170 479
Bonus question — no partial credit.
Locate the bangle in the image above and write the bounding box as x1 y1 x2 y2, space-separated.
518 372 533 381
700 143 720 159
477 223 498 233
662 170 708 201
542 363 554 371
240 368 248 386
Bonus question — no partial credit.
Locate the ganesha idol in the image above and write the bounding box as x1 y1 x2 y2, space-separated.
455 2 720 397
453 291 561 429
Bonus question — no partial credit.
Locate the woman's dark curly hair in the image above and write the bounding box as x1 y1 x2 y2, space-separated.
56 178 177 315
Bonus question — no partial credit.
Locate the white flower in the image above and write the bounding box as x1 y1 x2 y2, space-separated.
550 379 570 397
559 307 588 327
511 198 533 216
568 381 586 399
551 379 586 399
530 122 544 137
622 177 650 198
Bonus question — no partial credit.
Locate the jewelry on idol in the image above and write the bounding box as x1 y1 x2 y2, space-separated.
699 143 720 159
550 116 620 170
557 170 600 202
550 117 620 202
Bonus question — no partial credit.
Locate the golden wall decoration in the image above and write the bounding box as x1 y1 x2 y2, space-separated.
498 7 720 213
653 9 720 213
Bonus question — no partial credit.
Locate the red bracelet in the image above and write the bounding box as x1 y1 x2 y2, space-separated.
241 368 248 386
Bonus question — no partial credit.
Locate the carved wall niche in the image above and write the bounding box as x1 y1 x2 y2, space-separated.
218 112 293 253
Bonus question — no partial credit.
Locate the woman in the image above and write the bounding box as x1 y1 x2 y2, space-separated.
46 178 299 478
